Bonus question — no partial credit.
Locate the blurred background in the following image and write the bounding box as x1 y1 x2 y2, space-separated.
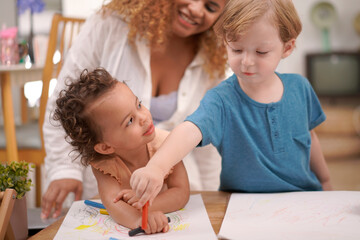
0 0 359 209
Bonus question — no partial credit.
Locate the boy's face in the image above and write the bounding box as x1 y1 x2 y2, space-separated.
90 82 155 154
172 0 225 38
225 14 295 85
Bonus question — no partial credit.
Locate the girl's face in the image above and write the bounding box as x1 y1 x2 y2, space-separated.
172 0 225 38
225 14 295 86
90 83 155 155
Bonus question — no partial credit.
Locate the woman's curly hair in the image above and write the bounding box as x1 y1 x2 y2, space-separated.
101 0 227 79
53 68 118 166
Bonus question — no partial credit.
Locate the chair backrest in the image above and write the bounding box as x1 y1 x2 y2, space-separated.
38 14 85 147
0 189 16 240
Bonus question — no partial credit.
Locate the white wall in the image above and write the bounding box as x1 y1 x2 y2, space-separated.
62 0 105 18
0 0 17 28
278 0 360 76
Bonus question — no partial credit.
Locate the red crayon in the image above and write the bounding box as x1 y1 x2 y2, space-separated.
128 202 170 237
142 201 149 230
128 201 149 236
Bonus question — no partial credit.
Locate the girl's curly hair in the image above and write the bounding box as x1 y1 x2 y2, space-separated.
53 68 118 166
101 0 227 79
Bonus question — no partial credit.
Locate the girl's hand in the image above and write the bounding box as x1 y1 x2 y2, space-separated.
130 166 165 209
143 211 169 234
113 189 140 205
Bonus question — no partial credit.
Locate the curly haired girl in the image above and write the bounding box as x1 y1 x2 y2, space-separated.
54 68 189 233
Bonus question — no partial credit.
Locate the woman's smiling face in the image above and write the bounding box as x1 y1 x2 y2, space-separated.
172 0 225 38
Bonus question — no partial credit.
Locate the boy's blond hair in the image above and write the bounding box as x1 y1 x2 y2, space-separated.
214 0 302 44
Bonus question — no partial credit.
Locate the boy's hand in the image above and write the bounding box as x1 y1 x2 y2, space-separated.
130 166 165 209
113 189 139 205
143 211 169 234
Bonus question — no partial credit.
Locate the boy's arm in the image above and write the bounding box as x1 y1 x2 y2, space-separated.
118 162 190 212
131 121 202 207
148 161 190 213
309 130 333 190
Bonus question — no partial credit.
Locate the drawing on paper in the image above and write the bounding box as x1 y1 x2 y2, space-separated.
54 194 217 240
67 206 186 236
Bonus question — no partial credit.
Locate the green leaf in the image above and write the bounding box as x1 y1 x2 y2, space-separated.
0 161 33 199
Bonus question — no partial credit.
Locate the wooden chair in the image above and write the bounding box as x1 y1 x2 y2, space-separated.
0 189 17 240
0 14 85 207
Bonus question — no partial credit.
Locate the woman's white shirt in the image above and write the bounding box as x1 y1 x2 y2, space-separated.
43 13 221 201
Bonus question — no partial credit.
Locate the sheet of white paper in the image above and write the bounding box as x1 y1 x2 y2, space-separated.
54 194 217 240
218 191 360 240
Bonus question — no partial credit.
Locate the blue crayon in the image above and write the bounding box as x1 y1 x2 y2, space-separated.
84 199 106 209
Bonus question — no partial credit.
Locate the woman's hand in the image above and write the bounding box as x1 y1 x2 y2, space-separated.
41 179 83 219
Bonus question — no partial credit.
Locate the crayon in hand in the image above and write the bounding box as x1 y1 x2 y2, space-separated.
128 201 170 237
128 216 171 237
142 201 149 230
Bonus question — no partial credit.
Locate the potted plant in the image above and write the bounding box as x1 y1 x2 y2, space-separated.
0 161 34 240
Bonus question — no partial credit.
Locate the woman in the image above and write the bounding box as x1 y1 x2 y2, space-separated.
41 0 226 219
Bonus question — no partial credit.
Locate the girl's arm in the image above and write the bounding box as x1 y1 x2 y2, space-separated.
92 166 142 229
309 130 333 190
92 167 168 233
131 121 202 208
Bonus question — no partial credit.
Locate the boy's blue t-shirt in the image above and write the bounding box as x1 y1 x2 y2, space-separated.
186 73 326 192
